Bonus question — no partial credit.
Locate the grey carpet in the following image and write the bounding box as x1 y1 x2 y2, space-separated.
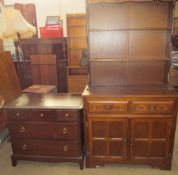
0 127 178 175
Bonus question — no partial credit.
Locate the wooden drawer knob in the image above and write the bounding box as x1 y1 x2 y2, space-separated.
62 128 68 134
16 113 20 117
65 113 69 119
22 144 27 151
40 113 44 118
63 145 69 151
20 127 26 133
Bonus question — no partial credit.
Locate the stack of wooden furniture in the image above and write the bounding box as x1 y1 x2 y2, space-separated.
14 38 68 92
66 14 88 94
83 0 178 170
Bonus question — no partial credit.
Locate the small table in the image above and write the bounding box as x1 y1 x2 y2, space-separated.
22 85 57 94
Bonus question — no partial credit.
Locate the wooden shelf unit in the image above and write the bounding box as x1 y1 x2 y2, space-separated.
66 14 88 94
87 1 173 86
83 0 178 170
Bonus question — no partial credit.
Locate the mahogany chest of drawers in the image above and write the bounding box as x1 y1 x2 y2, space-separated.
4 93 84 169
83 85 178 170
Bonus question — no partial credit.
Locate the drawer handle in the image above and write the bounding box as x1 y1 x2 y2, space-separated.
63 128 68 134
40 113 44 118
63 145 69 151
16 113 20 117
150 104 156 113
20 127 26 133
22 144 27 151
65 113 69 119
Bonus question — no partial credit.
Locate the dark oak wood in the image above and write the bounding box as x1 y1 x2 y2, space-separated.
4 93 84 169
14 38 68 92
83 86 178 170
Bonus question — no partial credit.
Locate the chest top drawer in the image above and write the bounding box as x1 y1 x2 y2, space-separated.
88 101 129 113
7 110 29 121
132 101 175 114
29 110 57 122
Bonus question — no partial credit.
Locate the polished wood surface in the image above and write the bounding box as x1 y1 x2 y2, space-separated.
4 93 83 109
0 52 21 104
5 94 84 169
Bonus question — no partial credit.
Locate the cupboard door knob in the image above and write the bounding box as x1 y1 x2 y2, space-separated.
63 145 69 151
40 113 44 118
20 127 26 133
16 113 20 117
22 144 27 151
63 128 68 134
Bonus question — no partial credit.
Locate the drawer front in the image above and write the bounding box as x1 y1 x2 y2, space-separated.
10 122 79 140
88 101 128 113
7 110 29 121
12 139 81 157
57 110 80 122
29 110 57 122
132 101 174 114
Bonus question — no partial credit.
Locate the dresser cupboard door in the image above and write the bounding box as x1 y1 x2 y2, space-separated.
88 117 128 161
130 118 172 163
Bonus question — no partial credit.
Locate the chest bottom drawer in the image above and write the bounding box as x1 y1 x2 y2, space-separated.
12 139 81 157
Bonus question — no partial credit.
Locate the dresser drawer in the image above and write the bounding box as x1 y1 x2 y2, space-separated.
132 101 174 114
29 110 57 122
12 139 81 157
10 122 79 140
7 110 29 121
57 110 80 121
88 101 128 113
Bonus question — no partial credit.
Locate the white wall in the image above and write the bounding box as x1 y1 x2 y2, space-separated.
4 0 86 36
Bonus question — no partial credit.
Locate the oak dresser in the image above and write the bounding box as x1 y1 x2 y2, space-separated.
4 93 84 169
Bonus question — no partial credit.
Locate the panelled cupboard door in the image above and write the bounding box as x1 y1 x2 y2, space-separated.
88 117 128 161
130 118 172 162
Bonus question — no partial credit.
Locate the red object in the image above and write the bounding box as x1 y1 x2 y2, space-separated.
40 25 64 38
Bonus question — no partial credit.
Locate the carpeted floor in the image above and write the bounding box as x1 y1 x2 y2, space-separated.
0 128 178 175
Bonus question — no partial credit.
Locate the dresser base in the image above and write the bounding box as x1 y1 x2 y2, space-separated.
86 158 172 170
11 154 84 169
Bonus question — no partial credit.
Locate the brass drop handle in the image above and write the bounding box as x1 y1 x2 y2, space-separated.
20 127 26 133
22 144 27 151
65 113 69 119
40 113 44 118
63 145 69 151
63 128 68 134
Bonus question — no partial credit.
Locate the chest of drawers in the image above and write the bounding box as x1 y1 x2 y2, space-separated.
4 93 84 169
